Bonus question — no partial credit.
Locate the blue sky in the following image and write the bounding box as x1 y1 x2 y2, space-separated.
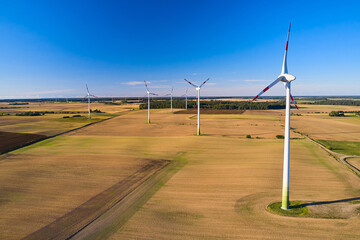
0 0 360 98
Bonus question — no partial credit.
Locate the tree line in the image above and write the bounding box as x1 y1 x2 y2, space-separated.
139 100 286 110
304 99 360 106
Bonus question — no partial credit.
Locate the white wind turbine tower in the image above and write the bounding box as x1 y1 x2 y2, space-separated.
252 23 298 210
164 87 174 112
184 78 210 135
181 88 188 110
84 84 97 119
144 81 158 124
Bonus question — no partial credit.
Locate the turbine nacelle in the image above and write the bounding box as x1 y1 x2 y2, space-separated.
279 73 296 82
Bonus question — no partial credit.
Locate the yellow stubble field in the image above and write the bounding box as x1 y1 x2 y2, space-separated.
107 108 360 239
291 104 360 141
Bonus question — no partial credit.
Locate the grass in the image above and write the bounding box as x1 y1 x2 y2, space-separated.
316 139 360 156
267 201 309 217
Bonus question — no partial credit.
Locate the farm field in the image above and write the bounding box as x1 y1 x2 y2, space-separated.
111 138 360 239
290 104 360 142
0 102 132 154
0 102 359 239
0 101 133 114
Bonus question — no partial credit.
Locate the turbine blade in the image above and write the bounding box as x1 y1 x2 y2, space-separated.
144 81 150 92
150 93 158 96
252 76 283 101
184 79 198 88
86 84 90 94
290 94 299 110
200 78 210 87
281 23 291 74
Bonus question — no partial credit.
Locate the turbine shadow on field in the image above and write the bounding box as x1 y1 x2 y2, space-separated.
291 197 360 208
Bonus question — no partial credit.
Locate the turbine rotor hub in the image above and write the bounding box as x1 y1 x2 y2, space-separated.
279 73 296 82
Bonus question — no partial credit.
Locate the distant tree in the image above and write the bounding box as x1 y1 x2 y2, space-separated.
305 100 360 106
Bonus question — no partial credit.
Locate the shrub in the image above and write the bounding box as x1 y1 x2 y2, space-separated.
91 109 103 113
246 135 252 139
16 111 42 116
329 111 345 117
276 135 284 139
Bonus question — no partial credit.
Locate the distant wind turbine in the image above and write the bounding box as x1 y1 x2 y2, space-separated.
252 23 298 210
164 87 174 112
84 84 97 119
181 88 188 110
144 81 158 124
184 78 210 135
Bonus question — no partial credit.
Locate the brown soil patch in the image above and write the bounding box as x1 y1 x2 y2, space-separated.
24 159 168 240
0 131 46 154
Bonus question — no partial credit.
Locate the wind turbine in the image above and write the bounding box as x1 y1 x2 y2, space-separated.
184 78 210 135
164 87 174 112
252 23 298 210
144 81 157 124
181 88 188 110
84 84 96 119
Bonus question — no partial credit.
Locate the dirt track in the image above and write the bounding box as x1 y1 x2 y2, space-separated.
23 159 168 240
